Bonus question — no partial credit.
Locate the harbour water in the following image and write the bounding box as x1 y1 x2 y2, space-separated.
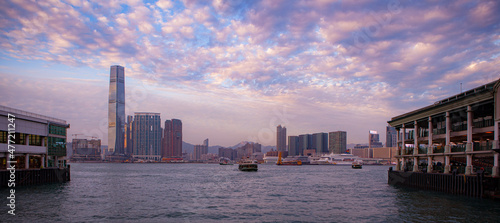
2 163 500 222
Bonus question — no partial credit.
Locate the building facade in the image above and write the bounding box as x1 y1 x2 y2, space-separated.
132 112 162 161
162 119 182 158
386 125 397 147
288 136 299 156
0 105 70 169
218 147 236 160
71 138 101 161
125 115 134 156
276 125 287 152
389 79 500 177
312 132 328 154
368 130 383 148
329 131 347 154
108 65 125 155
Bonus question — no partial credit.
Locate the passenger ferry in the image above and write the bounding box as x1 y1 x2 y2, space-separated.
238 160 258 171
311 153 362 165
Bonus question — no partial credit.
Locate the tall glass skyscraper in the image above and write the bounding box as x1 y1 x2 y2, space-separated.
108 65 125 154
329 131 347 154
276 125 287 152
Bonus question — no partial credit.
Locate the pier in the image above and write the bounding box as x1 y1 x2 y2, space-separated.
0 166 70 187
387 79 500 198
388 168 500 198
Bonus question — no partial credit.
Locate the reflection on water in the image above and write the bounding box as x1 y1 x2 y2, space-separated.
1 163 499 222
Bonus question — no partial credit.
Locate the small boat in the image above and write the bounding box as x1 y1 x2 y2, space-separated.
219 158 233 165
352 161 363 169
238 160 258 171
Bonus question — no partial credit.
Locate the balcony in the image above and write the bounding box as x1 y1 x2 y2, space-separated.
451 121 467 132
473 116 493 128
473 141 493 151
450 144 466 153
433 128 446 135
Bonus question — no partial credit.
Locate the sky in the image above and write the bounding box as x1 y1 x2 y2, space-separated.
0 0 499 147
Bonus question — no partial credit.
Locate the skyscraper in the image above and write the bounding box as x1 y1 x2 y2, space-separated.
386 125 397 147
125 115 134 156
369 130 383 148
132 112 162 161
108 65 125 154
276 125 287 152
162 119 183 158
329 131 347 154
312 132 328 154
288 136 299 156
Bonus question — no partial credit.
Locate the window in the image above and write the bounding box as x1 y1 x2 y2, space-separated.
0 131 6 144
29 135 42 146
49 125 66 136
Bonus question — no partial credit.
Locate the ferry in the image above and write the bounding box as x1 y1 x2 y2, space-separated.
238 160 258 171
352 161 363 169
311 153 362 165
219 157 233 165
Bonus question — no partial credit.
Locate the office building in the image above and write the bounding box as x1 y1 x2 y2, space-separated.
193 139 209 161
386 125 397 147
219 147 236 160
125 115 134 156
298 134 312 155
277 125 287 152
312 132 328 154
162 119 182 158
369 130 383 148
288 136 299 156
236 142 261 160
0 105 70 169
329 131 347 154
132 112 162 161
108 65 125 155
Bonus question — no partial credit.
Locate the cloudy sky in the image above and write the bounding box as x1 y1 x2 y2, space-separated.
1 0 499 147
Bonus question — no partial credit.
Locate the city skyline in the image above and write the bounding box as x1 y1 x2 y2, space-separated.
1 0 499 147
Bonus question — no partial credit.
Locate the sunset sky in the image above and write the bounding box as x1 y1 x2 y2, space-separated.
1 0 499 147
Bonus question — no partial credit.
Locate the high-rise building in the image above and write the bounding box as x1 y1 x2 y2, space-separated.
219 147 236 160
193 139 209 161
236 142 261 160
162 119 182 158
125 115 134 156
328 131 347 154
386 125 397 147
276 125 287 152
132 112 162 161
108 65 125 154
312 132 328 154
369 130 383 148
288 136 299 156
298 134 312 155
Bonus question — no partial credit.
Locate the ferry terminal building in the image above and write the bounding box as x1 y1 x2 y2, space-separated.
388 79 500 177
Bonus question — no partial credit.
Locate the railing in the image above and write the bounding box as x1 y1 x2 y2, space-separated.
433 128 446 135
473 116 493 128
450 144 466 152
473 141 493 151
402 148 414 155
452 121 467 132
433 146 444 153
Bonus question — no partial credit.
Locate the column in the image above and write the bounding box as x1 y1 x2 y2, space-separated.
493 121 499 177
493 153 499 177
413 157 418 172
414 121 418 155
401 157 406 171
427 117 433 173
444 111 451 174
465 154 473 175
25 153 29 169
396 128 401 171
465 106 473 175
466 106 473 152
402 124 406 155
